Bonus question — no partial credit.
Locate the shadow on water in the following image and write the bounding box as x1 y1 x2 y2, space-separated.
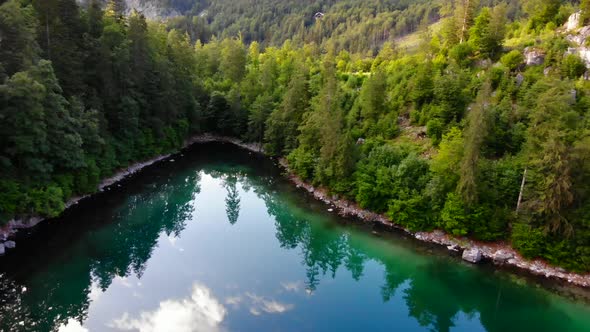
0 142 588 332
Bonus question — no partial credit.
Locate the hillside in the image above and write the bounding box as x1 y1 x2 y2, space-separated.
79 0 442 51
1 0 590 273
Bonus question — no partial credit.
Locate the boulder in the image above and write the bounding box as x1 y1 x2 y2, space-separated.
462 247 482 264
4 241 15 249
492 250 513 264
516 73 524 86
524 47 545 66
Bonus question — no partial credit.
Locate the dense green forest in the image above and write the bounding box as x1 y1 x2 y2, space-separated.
1 0 590 271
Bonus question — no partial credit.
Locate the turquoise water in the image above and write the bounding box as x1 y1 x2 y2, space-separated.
0 142 589 332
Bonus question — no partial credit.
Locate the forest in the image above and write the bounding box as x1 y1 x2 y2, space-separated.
0 0 589 271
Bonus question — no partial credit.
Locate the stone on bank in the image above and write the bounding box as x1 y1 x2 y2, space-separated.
462 247 483 264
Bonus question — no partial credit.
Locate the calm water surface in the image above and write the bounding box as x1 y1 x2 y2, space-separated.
1 142 589 332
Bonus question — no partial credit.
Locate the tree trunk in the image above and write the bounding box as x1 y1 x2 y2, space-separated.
516 168 527 213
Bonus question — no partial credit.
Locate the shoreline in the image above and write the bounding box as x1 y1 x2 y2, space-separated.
0 134 263 243
1 136 589 289
276 158 590 289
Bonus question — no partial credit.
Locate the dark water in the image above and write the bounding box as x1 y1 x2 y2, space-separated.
0 142 589 332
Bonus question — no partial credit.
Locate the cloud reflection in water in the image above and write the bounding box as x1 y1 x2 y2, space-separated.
111 283 227 332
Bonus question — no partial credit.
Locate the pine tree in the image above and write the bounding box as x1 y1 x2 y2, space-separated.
105 0 125 23
523 81 577 236
33 0 87 96
0 0 39 75
455 0 480 44
522 0 560 29
458 80 492 204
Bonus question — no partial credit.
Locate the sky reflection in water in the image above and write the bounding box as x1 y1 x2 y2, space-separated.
0 143 589 332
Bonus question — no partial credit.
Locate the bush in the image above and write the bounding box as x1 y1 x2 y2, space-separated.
561 54 586 79
511 223 546 258
449 43 474 67
28 186 65 218
426 118 444 145
0 180 26 223
500 50 524 71
287 147 316 181
440 192 469 236
388 195 433 231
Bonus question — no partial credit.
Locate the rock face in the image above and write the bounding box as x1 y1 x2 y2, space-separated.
564 13 590 68
566 12 581 32
4 241 15 249
462 247 482 264
524 47 545 66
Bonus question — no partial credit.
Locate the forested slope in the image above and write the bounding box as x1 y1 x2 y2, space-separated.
1 0 590 271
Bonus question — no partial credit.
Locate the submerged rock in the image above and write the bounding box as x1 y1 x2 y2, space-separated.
462 247 482 264
4 241 15 249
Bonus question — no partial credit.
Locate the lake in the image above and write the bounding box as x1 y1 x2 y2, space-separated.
0 142 589 332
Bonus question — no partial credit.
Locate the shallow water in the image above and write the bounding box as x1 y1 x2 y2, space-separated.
0 142 589 332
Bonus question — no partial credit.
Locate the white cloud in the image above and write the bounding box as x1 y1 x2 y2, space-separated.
114 276 133 288
280 281 302 293
111 283 227 332
88 280 103 303
245 293 294 315
225 296 242 307
58 319 89 332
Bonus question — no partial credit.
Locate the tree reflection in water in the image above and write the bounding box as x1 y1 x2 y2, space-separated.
0 144 581 332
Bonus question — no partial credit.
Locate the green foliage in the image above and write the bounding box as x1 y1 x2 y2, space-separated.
583 0 590 26
29 185 65 218
469 6 506 59
440 192 470 236
511 222 547 258
500 50 524 71
523 0 560 30
1 0 589 272
287 147 316 181
561 54 586 79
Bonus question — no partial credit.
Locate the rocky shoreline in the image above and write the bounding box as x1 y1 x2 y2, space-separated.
276 159 590 289
1 136 589 289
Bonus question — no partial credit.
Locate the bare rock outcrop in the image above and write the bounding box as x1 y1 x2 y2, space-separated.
565 11 581 32
524 47 545 66
564 12 590 68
